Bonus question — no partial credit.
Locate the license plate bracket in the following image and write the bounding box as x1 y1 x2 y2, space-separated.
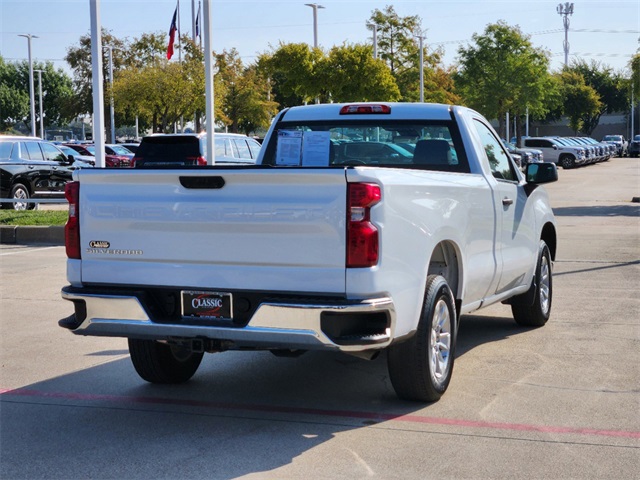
181 291 232 320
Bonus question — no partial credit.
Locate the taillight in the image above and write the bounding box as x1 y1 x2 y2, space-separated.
340 104 391 115
64 181 81 259
347 183 381 268
185 156 207 165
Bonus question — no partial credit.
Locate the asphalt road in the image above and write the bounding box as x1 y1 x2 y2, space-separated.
1 158 638 479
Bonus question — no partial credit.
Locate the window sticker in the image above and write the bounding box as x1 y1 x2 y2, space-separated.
302 131 331 166
276 130 303 166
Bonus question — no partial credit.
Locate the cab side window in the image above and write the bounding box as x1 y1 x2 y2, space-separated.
473 120 517 181
22 141 44 160
233 139 252 160
40 142 66 162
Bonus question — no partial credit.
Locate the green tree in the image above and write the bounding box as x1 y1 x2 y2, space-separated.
215 49 278 134
259 43 324 106
565 60 629 135
0 55 29 132
368 5 420 98
557 70 602 134
65 29 127 133
320 43 400 102
0 56 74 133
455 21 553 138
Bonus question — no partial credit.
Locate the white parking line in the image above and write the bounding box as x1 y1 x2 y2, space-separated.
0 246 62 256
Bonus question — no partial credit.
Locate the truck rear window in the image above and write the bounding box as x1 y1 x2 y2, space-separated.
261 120 469 173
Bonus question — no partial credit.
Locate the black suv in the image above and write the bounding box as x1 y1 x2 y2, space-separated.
132 133 262 167
0 136 77 210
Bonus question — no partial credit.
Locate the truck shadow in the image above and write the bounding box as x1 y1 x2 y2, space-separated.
553 204 639 217
1 313 525 479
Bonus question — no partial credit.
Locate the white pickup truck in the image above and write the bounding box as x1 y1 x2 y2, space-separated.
59 103 558 402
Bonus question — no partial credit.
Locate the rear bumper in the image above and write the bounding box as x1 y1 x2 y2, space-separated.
60 286 396 353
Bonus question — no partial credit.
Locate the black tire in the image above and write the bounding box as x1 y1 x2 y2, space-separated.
511 240 552 327
128 339 204 383
387 275 457 402
560 156 575 169
8 183 36 211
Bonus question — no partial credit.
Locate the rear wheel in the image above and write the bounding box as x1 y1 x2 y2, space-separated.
387 275 456 402
128 339 204 383
511 240 552 327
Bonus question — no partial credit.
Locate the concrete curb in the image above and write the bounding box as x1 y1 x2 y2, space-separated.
0 226 64 246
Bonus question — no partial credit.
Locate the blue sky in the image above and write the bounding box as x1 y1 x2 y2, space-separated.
1 0 639 76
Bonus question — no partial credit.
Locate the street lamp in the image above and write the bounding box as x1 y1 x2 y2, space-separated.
18 34 39 137
305 3 325 49
103 45 120 144
415 31 426 103
34 69 44 139
367 23 379 59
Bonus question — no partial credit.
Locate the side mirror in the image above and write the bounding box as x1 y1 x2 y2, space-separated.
526 162 557 184
552 145 558 150
66 154 75 164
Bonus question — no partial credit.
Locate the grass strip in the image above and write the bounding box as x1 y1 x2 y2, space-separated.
0 210 68 226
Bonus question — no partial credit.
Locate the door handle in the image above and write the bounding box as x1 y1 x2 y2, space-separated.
502 197 514 206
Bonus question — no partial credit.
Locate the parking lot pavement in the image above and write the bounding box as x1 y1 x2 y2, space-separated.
1 158 638 479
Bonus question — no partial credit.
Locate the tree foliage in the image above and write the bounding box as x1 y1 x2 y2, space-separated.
0 56 29 131
320 43 400 102
455 21 554 137
368 5 456 103
557 70 602 134
215 49 278 134
564 60 629 135
0 55 74 133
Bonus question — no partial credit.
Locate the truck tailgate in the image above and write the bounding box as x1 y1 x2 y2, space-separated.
77 168 347 293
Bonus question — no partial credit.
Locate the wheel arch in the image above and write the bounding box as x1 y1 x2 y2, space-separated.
427 240 462 308
10 177 34 196
541 222 557 261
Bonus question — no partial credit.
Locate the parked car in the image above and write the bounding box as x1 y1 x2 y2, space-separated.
119 142 140 154
58 145 95 166
601 135 628 157
132 133 262 167
628 135 640 158
502 141 543 168
106 144 134 160
522 137 587 168
0 136 76 210
63 143 131 167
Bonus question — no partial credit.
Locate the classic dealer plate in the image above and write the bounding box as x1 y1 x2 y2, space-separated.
181 291 233 320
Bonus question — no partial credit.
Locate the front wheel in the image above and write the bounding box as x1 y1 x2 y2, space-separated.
128 339 204 383
511 240 552 327
387 275 457 402
8 183 36 211
560 156 575 169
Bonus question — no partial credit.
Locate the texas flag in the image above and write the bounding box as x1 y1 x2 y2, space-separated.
167 7 178 60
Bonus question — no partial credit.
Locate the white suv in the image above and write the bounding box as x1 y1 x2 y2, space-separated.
521 137 587 169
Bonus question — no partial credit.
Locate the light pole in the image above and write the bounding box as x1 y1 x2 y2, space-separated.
18 34 38 137
367 23 379 59
34 69 44 139
305 3 324 49
557 2 574 67
415 32 426 103
103 45 119 144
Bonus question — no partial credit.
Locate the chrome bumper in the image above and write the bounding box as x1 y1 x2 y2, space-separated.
61 289 396 353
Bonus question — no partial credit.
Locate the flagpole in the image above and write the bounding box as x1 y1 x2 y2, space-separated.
177 0 181 63
203 0 214 163
191 0 196 42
